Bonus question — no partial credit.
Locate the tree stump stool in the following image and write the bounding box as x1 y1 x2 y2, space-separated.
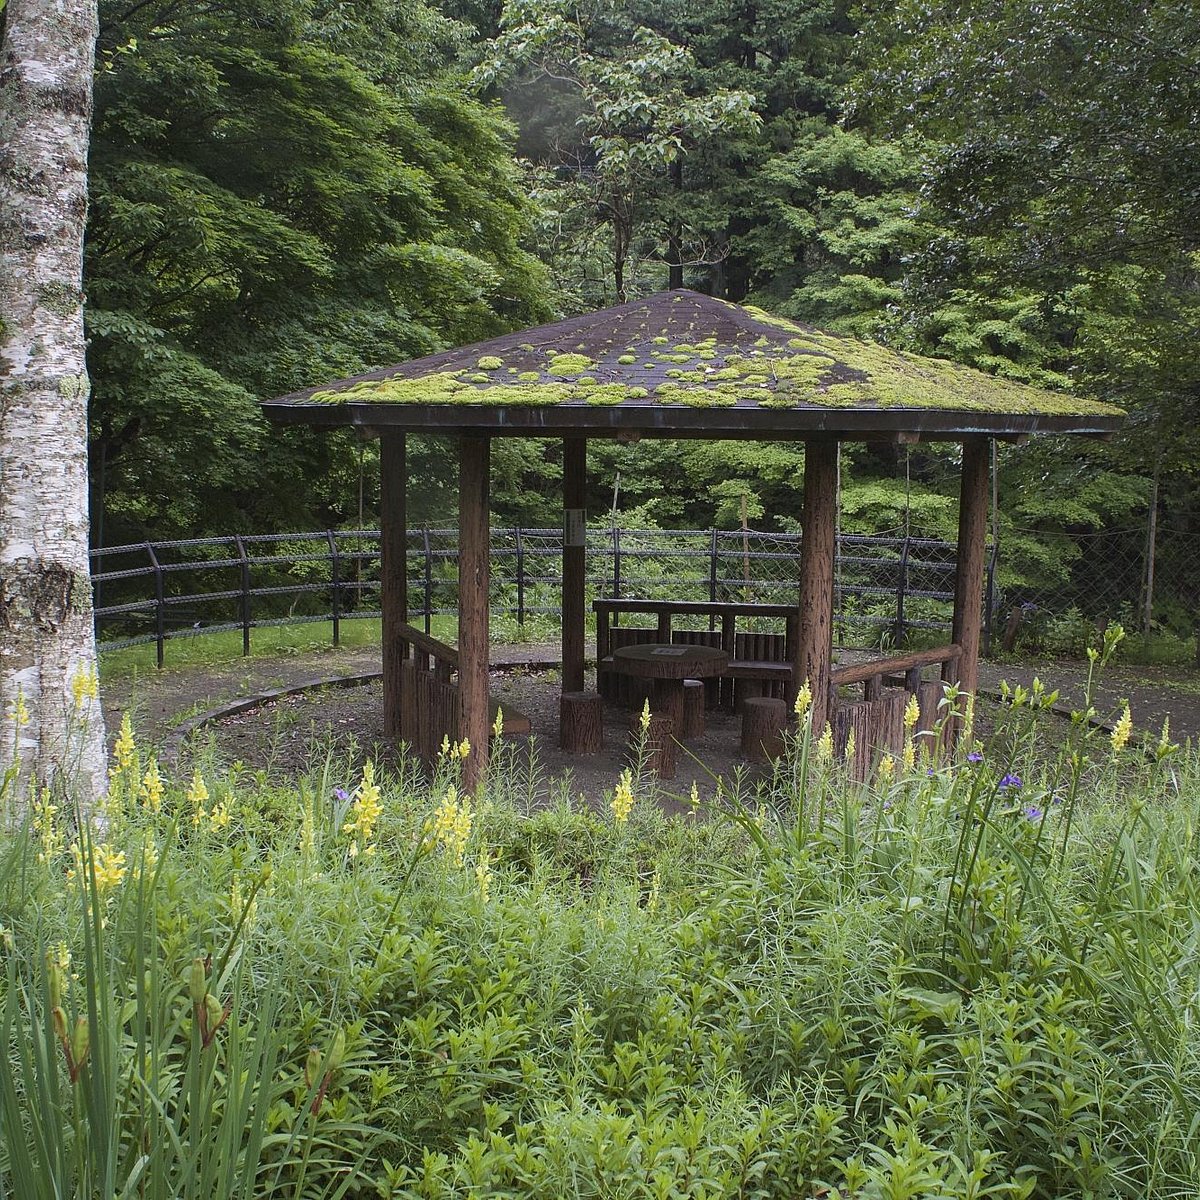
681 679 706 739
631 712 676 779
560 691 603 754
741 696 788 762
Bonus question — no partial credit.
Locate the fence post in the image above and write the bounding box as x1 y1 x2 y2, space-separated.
233 534 251 657
422 526 432 635
145 542 165 669
326 530 341 647
894 535 911 647
515 526 526 627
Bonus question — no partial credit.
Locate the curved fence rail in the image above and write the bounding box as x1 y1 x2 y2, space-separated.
90 527 984 666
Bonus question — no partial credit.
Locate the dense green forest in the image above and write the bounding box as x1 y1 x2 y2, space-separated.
84 0 1198 640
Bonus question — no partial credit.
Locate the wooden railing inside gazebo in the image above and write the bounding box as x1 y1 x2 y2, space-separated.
828 643 962 779
393 621 529 761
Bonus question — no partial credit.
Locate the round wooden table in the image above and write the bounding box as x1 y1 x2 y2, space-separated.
610 643 728 737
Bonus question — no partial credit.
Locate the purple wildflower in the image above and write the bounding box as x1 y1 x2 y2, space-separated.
333 787 350 803
1024 805 1044 821
999 773 1022 791
967 751 983 764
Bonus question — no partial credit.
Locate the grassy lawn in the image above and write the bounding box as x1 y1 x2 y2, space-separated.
97 613 569 679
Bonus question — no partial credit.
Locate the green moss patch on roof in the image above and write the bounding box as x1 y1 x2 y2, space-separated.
293 291 1125 421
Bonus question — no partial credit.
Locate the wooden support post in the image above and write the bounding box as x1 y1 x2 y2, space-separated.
381 432 407 738
459 435 490 792
796 440 839 732
943 438 989 732
562 438 587 692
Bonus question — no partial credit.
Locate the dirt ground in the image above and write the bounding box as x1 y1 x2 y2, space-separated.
102 639 1200 805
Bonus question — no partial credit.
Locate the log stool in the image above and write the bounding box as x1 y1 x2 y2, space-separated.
681 679 706 739
741 696 788 762
560 691 603 754
631 712 676 780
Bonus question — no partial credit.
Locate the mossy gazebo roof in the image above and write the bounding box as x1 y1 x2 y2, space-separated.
265 290 1123 440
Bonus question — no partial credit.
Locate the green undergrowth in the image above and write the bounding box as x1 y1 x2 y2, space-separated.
2 642 1198 1198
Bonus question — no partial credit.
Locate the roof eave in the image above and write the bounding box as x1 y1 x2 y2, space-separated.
260 399 1125 442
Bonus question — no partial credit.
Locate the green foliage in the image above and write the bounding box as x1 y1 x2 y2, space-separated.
477 0 760 305
4 650 1199 1196
86 0 550 540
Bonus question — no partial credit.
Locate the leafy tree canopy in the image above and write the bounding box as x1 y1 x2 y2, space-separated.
87 0 550 539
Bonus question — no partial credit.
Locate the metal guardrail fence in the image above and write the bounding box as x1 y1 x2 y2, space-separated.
90 528 979 666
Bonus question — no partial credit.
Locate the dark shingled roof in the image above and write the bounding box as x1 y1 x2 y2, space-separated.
263 291 1123 441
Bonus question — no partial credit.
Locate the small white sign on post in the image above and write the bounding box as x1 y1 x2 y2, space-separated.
564 508 587 548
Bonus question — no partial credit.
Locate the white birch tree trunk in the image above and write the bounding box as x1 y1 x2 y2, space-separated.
0 0 106 809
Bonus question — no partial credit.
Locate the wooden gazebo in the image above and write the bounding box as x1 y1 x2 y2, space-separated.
264 291 1122 788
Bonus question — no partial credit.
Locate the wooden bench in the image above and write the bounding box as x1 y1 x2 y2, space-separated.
595 599 796 710
393 622 530 761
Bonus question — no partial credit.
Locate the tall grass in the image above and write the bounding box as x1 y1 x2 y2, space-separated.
3 644 1198 1197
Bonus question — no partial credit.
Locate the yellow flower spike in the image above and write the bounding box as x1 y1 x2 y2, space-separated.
845 728 856 763
639 699 652 734
342 760 383 859
140 836 159 875
12 692 30 728
70 665 98 709
71 843 126 893
793 680 813 719
1110 704 1133 755
877 754 895 784
688 781 700 810
111 713 136 776
903 694 920 732
430 784 472 866
612 769 635 824
456 738 471 760
207 801 231 833
186 771 209 809
815 723 834 763
475 849 492 903
139 758 164 813
902 738 916 772
492 706 505 739
439 734 451 759
32 790 63 865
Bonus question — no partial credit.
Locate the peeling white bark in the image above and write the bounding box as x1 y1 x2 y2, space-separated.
0 0 106 810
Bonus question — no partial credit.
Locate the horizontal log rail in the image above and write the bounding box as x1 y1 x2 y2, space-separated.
595 599 798 619
829 643 961 689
